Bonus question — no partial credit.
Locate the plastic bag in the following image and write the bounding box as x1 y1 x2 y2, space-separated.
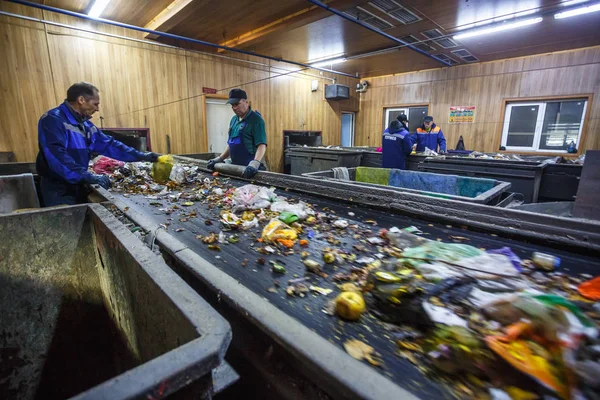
261 218 297 244
92 156 124 174
423 147 438 156
400 242 483 268
270 200 313 220
487 247 523 272
578 276 600 301
455 135 465 151
279 211 299 224
152 155 174 183
232 184 278 213
169 164 186 184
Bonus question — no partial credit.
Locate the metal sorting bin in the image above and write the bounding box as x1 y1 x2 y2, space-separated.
0 204 232 400
303 167 511 205
288 148 363 175
419 157 546 203
539 164 582 201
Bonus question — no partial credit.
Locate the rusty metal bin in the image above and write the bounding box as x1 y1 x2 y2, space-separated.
0 204 233 399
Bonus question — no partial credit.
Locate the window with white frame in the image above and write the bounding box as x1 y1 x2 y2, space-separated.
384 106 428 131
501 99 587 152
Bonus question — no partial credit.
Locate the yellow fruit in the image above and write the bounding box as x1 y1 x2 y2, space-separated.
335 292 366 321
323 252 336 264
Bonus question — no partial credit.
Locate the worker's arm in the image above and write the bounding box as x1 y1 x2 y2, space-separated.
253 144 267 163
91 128 157 162
38 114 94 184
241 117 267 178
438 128 447 152
403 134 415 156
219 146 231 161
207 146 230 170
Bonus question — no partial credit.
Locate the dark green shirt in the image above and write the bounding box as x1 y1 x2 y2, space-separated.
228 108 267 155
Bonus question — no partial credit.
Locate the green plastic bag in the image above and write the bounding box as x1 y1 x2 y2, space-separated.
278 211 299 225
400 242 483 268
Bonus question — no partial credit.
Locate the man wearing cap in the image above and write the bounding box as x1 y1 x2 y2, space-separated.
416 115 446 154
206 89 267 179
382 114 414 170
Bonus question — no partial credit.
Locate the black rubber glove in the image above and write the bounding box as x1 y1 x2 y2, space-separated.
242 160 261 179
142 152 160 162
86 174 112 190
207 156 223 171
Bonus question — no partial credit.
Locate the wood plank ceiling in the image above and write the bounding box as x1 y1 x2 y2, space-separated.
30 0 600 77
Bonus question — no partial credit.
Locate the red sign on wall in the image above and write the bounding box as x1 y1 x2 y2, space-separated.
202 87 218 94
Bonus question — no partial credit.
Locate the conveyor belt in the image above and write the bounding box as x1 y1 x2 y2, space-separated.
106 173 600 399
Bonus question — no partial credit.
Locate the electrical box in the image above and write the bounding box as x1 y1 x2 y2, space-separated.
324 84 350 100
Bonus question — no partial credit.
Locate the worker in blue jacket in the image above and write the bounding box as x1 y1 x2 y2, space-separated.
416 115 446 153
382 115 415 170
36 82 160 207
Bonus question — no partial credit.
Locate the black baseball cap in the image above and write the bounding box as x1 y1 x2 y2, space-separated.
226 88 247 105
396 114 408 122
424 115 434 122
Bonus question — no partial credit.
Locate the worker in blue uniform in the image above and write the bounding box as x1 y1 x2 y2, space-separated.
382 115 415 170
416 115 446 154
36 82 160 207
207 89 267 179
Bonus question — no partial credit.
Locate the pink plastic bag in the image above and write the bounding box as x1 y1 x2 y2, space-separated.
92 157 124 174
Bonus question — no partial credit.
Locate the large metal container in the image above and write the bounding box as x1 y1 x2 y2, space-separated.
419 157 546 203
303 167 512 205
0 204 233 399
288 148 362 175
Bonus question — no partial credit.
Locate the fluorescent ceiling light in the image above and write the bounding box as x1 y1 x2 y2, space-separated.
456 10 537 30
88 0 110 18
310 58 347 68
454 17 543 40
561 0 589 6
554 3 600 18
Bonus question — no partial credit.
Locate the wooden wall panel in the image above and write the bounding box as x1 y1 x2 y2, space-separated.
0 9 56 162
0 7 359 169
357 46 600 154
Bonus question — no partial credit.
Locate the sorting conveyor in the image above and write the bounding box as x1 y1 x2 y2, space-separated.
93 157 600 400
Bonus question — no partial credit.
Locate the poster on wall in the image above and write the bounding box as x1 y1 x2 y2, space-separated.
449 106 476 123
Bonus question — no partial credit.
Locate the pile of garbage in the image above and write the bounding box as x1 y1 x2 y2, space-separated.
98 156 599 399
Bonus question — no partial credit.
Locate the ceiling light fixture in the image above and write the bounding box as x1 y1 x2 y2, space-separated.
453 17 543 40
554 2 600 18
456 9 537 31
310 58 347 68
88 0 110 18
561 0 589 6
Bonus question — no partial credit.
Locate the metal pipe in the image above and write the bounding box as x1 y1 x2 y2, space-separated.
0 10 335 83
8 0 357 78
304 0 452 67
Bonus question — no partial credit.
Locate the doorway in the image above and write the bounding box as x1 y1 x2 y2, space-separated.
204 97 234 153
341 112 355 147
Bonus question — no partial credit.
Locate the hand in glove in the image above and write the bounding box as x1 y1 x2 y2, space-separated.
206 156 223 171
142 152 160 162
86 174 112 190
242 160 261 179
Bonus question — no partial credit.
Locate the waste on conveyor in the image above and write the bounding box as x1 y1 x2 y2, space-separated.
97 156 599 400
